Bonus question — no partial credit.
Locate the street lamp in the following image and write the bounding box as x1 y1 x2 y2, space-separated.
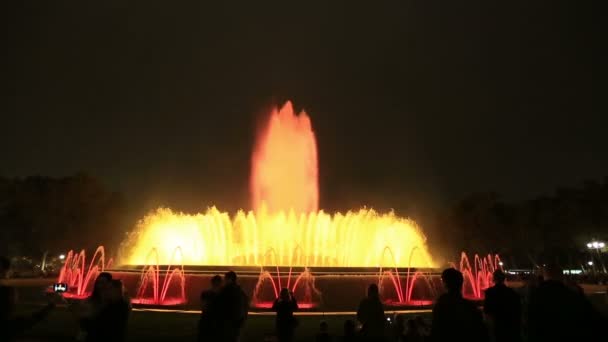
587 261 593 266
586 240 607 273
58 254 65 260
587 240 605 251
498 261 504 266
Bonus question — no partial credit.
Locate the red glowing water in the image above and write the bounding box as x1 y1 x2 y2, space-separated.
57 246 111 298
251 101 318 213
378 247 436 307
132 247 187 306
252 266 320 309
458 252 502 300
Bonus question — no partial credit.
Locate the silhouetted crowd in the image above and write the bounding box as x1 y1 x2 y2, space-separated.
1 254 606 342
75 272 131 342
196 265 605 342
1 256 131 342
198 271 249 342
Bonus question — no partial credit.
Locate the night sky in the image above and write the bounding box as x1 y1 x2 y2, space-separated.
1 2 598 221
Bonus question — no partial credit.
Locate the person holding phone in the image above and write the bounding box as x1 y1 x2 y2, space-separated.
272 288 299 342
1 256 60 341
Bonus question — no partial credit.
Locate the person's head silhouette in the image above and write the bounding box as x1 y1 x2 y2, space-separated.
367 283 379 298
91 272 113 300
224 270 237 285
210 274 222 290
441 268 464 294
493 269 506 285
279 288 290 301
97 272 113 284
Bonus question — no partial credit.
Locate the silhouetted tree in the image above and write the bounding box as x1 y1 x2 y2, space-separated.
0 173 126 258
440 178 608 266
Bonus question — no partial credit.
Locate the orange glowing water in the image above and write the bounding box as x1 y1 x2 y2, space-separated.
251 101 318 213
122 101 434 267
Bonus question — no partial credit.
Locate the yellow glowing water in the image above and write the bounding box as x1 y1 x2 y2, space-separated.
122 206 433 267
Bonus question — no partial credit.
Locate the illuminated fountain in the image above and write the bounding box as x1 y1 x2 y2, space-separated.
378 248 437 307
121 101 433 269
251 267 320 309
55 102 512 310
456 252 502 300
131 247 186 306
93 101 438 310
57 246 111 299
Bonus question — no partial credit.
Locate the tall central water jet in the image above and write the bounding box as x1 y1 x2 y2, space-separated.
121 100 434 268
251 101 319 213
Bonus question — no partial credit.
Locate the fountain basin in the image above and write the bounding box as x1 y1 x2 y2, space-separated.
105 266 442 311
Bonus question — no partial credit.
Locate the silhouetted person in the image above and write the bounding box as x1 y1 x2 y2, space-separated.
198 275 222 341
342 319 357 342
79 274 131 342
316 320 333 342
217 271 248 342
356 284 386 341
527 264 604 342
112 280 131 338
78 272 113 342
431 268 488 342
0 255 57 341
100 279 131 342
272 288 299 342
483 270 521 342
403 319 424 342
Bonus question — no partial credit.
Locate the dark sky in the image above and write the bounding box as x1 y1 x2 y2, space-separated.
0 1 599 219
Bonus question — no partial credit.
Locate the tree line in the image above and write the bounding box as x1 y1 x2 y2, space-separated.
437 178 608 268
0 173 126 258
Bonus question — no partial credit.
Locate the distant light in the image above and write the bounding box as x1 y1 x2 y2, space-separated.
587 261 593 266
498 261 504 266
587 241 606 249
59 254 65 260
